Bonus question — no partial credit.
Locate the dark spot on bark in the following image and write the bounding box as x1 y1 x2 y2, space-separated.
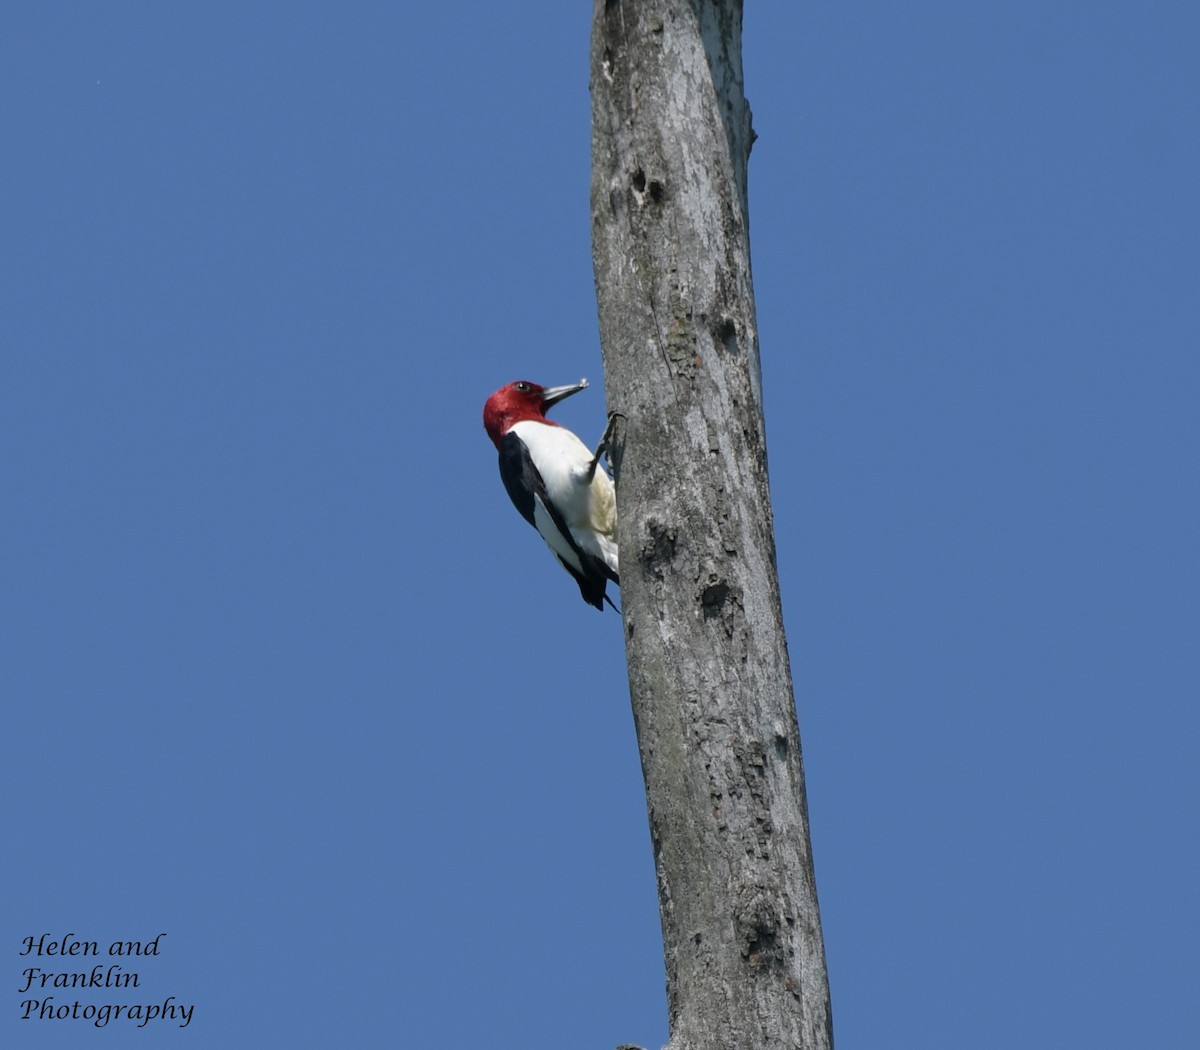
701 580 730 619
774 733 789 760
736 893 787 972
715 315 739 355
605 0 619 11
642 519 677 579
745 924 778 969
631 169 665 208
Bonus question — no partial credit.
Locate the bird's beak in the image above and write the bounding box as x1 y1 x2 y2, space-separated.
540 378 589 408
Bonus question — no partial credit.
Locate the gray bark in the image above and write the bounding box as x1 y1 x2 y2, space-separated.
589 3 833 1049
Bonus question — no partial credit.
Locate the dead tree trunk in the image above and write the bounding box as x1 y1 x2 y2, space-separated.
589 2 833 1048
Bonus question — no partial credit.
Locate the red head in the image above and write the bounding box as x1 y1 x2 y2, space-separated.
482 378 589 448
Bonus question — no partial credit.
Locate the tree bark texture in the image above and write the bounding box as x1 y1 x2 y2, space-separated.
589 3 833 1049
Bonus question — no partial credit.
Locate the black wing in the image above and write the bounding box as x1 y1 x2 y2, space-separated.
498 430 542 529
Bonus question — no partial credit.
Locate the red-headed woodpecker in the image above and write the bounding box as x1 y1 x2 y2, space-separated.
483 378 620 611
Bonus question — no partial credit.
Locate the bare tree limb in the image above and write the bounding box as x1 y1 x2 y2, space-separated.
589 2 833 1048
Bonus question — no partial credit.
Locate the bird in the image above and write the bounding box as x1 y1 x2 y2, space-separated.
482 378 620 611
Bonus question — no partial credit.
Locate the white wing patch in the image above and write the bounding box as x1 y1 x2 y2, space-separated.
511 419 619 578
533 494 585 574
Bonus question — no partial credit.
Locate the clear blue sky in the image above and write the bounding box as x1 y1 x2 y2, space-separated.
4 3 1197 1047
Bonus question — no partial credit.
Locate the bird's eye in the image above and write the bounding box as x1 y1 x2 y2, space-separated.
514 382 531 393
